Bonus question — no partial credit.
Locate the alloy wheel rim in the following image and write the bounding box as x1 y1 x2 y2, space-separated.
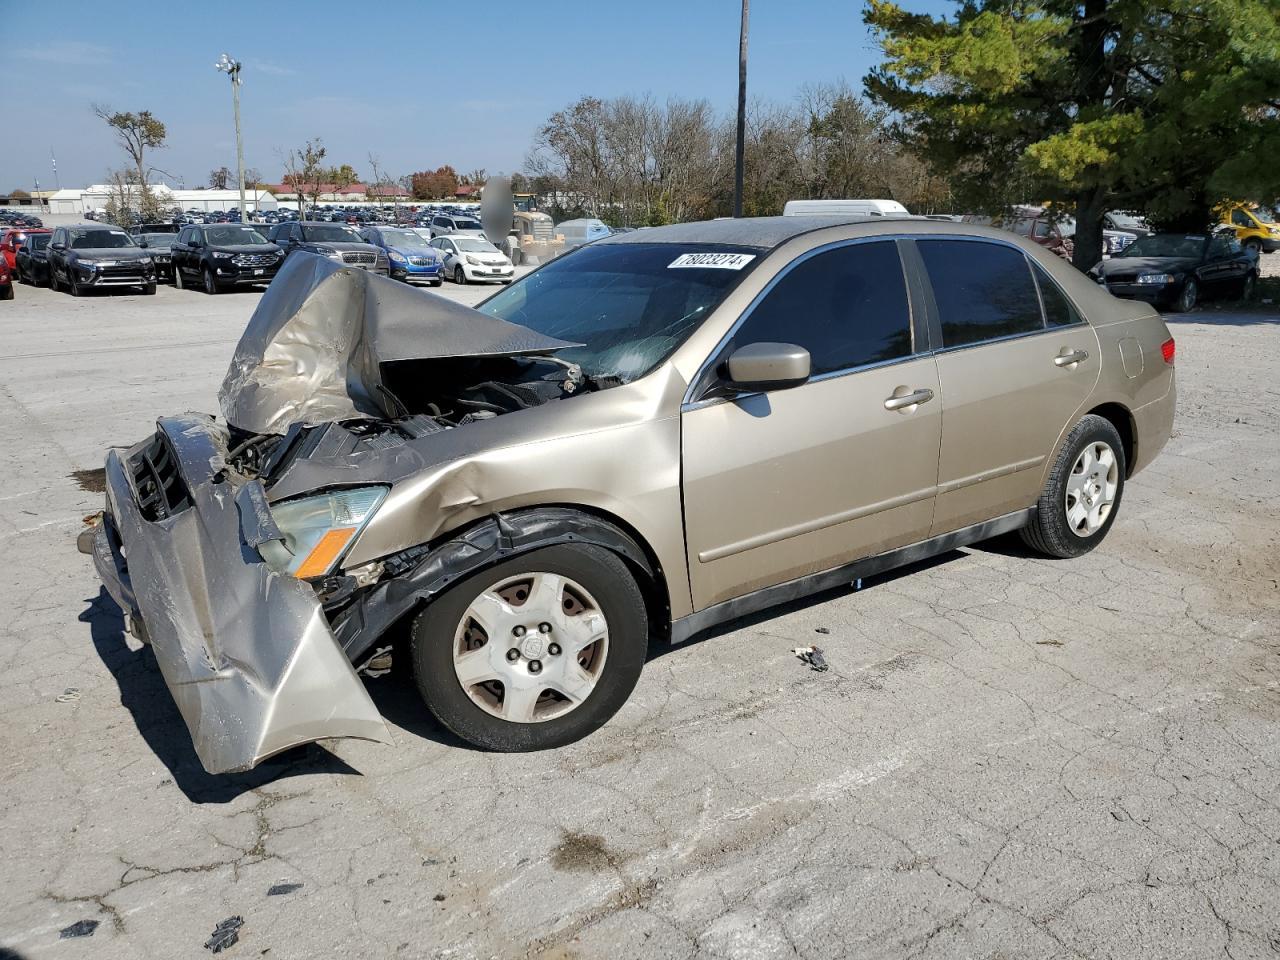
1065 441 1119 537
452 571 609 723
1181 281 1197 311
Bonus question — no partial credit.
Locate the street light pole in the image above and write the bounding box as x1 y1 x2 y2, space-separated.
734 0 749 219
215 53 248 222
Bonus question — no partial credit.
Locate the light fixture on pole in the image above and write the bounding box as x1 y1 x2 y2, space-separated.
215 53 248 222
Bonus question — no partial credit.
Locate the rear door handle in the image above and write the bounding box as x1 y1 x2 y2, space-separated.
1054 349 1089 367
884 387 935 411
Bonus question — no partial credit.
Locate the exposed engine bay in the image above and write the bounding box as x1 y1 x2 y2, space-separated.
226 354 604 482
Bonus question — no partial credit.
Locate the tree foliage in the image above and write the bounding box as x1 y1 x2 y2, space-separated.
864 0 1280 265
209 166 232 189
411 166 460 199
95 105 167 224
526 85 947 226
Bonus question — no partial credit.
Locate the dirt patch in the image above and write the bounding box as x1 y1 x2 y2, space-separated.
550 831 618 873
71 468 106 493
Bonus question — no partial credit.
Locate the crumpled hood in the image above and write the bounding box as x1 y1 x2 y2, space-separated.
219 252 574 435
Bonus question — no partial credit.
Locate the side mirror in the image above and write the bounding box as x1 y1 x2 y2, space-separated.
137 238 149 248
51 241 65 251
724 342 811 392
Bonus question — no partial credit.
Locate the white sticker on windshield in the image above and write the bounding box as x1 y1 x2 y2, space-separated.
668 252 756 270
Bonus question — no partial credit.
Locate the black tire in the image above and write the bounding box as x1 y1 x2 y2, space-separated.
454 265 466 285
142 282 157 296
0 284 12 301
1238 271 1257 302
431 278 443 287
1021 414 1127 559
69 274 84 297
410 544 648 752
1244 238 1262 257
174 266 186 290
203 267 221 295
14 264 26 285
1171 278 1197 313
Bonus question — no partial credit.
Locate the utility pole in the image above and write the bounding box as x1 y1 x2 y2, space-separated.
215 53 248 222
734 0 750 218
50 149 60 190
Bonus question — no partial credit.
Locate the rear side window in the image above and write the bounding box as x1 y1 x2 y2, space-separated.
1031 264 1082 327
918 240 1044 347
731 241 912 377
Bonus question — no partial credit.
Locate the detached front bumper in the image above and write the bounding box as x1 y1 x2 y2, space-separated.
84 415 390 774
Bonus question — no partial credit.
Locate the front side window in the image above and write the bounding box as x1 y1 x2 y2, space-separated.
726 241 913 377
1208 235 1235 259
1232 209 1253 228
917 239 1044 348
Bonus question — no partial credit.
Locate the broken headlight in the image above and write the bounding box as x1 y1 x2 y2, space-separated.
260 487 388 579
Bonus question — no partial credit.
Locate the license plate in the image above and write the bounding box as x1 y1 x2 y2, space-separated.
253 268 264 275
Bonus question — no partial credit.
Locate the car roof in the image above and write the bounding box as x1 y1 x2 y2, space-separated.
598 215 903 250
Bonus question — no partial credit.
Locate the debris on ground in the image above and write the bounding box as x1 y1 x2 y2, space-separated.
815 627 830 635
204 916 244 953
432 893 446 902
1035 638 1064 647
59 919 99 939
792 646 829 672
55 688 81 703
267 882 303 897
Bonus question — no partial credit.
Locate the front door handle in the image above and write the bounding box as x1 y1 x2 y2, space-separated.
1054 349 1089 367
884 387 935 411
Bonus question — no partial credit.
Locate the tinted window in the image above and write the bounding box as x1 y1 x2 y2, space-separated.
1032 264 1082 328
1208 235 1234 259
730 241 912 377
918 240 1044 347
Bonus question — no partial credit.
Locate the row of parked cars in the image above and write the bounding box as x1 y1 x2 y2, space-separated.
1 218 520 297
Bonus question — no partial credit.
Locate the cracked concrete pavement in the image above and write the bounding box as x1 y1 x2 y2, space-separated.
0 272 1277 960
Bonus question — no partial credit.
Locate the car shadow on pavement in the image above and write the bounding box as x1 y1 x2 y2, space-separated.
80 589 363 804
1161 308 1280 327
655 549 967 653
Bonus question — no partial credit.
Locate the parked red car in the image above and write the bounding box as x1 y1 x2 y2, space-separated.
0 256 14 300
2 228 51 272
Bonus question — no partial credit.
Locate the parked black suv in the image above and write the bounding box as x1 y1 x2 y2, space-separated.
135 232 181 283
268 221 389 274
47 225 157 296
171 224 284 294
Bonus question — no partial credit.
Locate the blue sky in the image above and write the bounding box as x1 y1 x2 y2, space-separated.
3 0 952 193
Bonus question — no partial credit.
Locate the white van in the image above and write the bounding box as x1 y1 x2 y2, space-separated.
782 199 910 218
555 218 612 249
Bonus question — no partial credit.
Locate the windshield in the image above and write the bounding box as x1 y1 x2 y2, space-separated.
141 234 176 248
205 226 267 245
70 229 136 250
452 238 500 253
380 229 432 249
1122 234 1207 258
301 224 362 243
453 219 482 231
27 234 52 251
1108 213 1148 231
478 242 759 381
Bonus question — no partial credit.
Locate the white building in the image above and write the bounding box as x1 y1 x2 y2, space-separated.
48 185 278 216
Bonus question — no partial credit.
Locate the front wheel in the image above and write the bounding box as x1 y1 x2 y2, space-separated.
1020 414 1126 559
203 268 221 295
1172 278 1197 313
1244 238 1262 257
431 278 443 287
142 282 156 296
411 544 648 751
1238 271 1257 302
454 265 467 285
69 274 84 297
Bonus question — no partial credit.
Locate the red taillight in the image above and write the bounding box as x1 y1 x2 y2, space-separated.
1161 337 1176 365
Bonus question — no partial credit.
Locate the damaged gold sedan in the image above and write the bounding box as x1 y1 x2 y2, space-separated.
82 218 1176 773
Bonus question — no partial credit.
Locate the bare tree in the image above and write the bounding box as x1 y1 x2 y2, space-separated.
280 138 329 214
94 105 167 221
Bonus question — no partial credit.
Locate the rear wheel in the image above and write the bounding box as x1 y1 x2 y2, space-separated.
410 544 648 751
1021 415 1126 559
0 283 12 300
